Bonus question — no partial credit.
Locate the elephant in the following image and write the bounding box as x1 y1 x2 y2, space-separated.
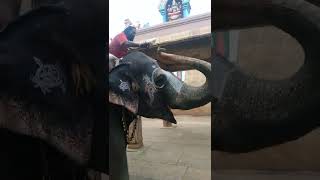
108 51 211 179
211 0 320 153
0 2 107 179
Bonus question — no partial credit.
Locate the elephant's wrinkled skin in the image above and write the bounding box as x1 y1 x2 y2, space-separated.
212 0 320 152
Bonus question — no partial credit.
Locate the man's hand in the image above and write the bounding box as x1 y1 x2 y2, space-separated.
139 42 153 48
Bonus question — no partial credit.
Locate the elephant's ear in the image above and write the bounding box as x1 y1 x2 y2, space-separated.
108 53 120 72
109 64 139 114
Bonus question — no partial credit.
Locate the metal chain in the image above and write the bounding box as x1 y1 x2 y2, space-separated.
121 109 128 144
128 116 138 143
121 109 138 145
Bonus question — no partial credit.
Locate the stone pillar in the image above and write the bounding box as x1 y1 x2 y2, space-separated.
127 116 144 149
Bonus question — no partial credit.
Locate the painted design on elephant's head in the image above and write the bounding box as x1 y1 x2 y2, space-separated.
119 80 130 92
142 74 157 105
31 56 66 95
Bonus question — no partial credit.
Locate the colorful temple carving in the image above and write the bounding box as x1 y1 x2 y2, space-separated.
159 0 191 22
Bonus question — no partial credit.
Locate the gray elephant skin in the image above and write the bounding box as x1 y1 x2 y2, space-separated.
212 0 320 153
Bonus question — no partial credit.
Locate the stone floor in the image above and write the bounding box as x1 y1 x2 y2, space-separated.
126 115 211 180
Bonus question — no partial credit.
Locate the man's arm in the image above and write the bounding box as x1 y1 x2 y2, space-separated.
122 41 141 48
123 41 152 49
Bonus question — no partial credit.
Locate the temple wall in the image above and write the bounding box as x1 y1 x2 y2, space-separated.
213 26 320 170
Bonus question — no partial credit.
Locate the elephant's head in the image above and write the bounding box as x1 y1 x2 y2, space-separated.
109 51 211 123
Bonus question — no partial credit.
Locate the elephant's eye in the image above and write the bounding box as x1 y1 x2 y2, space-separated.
154 74 166 88
131 82 140 92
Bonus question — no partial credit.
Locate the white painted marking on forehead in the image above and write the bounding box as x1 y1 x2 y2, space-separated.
31 56 66 95
119 80 130 92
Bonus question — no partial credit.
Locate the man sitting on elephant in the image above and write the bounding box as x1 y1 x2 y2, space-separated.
109 25 152 58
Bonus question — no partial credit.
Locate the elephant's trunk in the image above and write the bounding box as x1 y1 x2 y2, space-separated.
157 52 211 110
212 0 320 152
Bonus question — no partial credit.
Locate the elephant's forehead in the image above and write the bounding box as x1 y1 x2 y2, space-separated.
131 62 159 76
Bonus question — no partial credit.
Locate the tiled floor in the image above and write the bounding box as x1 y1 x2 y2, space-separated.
127 115 211 180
